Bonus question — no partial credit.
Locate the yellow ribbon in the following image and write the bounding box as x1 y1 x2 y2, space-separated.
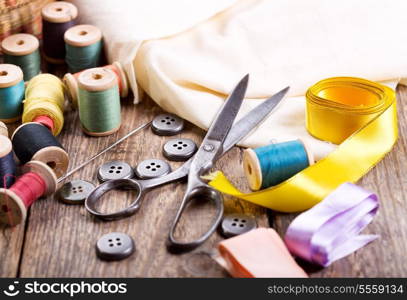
209 77 398 212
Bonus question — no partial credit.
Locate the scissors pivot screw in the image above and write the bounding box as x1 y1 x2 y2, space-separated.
203 144 215 152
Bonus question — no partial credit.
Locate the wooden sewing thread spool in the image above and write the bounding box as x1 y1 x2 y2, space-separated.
1 33 40 81
64 24 103 73
243 139 314 191
0 161 57 226
0 121 8 137
0 64 24 124
77 67 121 136
11 123 69 178
22 73 66 136
0 135 16 188
64 61 129 108
42 1 78 64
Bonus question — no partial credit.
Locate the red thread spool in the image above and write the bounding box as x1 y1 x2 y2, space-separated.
64 61 129 108
33 115 55 132
0 161 57 226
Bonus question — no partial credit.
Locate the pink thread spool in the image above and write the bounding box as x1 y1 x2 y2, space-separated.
0 161 57 226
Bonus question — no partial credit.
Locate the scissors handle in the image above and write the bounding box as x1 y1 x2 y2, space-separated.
167 183 224 253
85 179 144 221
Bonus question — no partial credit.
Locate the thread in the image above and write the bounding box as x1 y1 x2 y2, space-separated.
243 140 314 191
64 61 129 107
64 24 103 73
42 1 78 64
11 123 69 177
0 160 57 226
22 73 65 136
0 64 24 123
0 135 16 188
77 68 121 136
10 172 46 208
1 33 41 81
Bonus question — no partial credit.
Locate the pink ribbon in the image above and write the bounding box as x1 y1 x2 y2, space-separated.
285 182 379 267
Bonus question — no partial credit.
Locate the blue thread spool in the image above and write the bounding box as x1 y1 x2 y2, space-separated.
64 24 103 73
243 140 314 191
0 64 24 123
0 135 16 188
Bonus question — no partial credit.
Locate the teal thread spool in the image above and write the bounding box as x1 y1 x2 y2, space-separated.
0 64 24 123
243 140 314 191
1 34 41 81
64 24 103 73
77 67 121 136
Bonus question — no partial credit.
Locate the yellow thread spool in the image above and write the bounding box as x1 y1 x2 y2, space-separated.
22 74 66 136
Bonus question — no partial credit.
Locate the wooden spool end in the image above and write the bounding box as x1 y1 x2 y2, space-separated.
77 67 117 92
32 146 69 178
81 124 121 137
64 24 102 47
1 33 39 56
0 121 8 137
243 148 262 191
0 188 27 226
113 61 129 98
0 135 12 158
42 1 78 23
296 138 315 166
0 64 23 88
22 161 58 196
63 72 79 108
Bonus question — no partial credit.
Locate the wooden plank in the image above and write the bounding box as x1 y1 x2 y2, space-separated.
18 96 269 277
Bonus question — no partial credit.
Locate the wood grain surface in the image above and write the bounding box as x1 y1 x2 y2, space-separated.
0 80 406 278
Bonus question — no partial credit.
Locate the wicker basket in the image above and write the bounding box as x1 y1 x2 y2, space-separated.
0 0 54 43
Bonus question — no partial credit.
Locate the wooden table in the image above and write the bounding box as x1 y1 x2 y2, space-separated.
0 84 406 278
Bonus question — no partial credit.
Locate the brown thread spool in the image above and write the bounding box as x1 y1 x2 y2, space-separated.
42 1 78 64
0 161 57 226
64 61 129 108
11 122 69 178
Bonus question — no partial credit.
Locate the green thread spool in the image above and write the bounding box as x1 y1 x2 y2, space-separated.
77 67 121 136
243 139 314 191
1 34 41 81
64 24 103 73
0 64 24 123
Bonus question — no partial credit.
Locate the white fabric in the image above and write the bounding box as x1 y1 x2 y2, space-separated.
72 0 407 160
68 0 238 101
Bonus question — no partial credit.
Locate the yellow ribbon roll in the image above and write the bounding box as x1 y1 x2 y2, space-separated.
209 77 398 212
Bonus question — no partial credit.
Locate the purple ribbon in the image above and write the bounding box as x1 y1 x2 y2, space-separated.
285 182 379 267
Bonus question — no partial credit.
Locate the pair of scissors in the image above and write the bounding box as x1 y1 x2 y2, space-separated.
86 75 289 252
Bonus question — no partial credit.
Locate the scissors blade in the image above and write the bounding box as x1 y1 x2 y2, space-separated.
222 86 290 154
203 74 249 144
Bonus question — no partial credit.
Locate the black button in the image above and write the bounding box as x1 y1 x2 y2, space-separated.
57 180 95 204
97 161 134 182
96 232 135 261
220 214 257 238
163 138 197 161
151 113 184 136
